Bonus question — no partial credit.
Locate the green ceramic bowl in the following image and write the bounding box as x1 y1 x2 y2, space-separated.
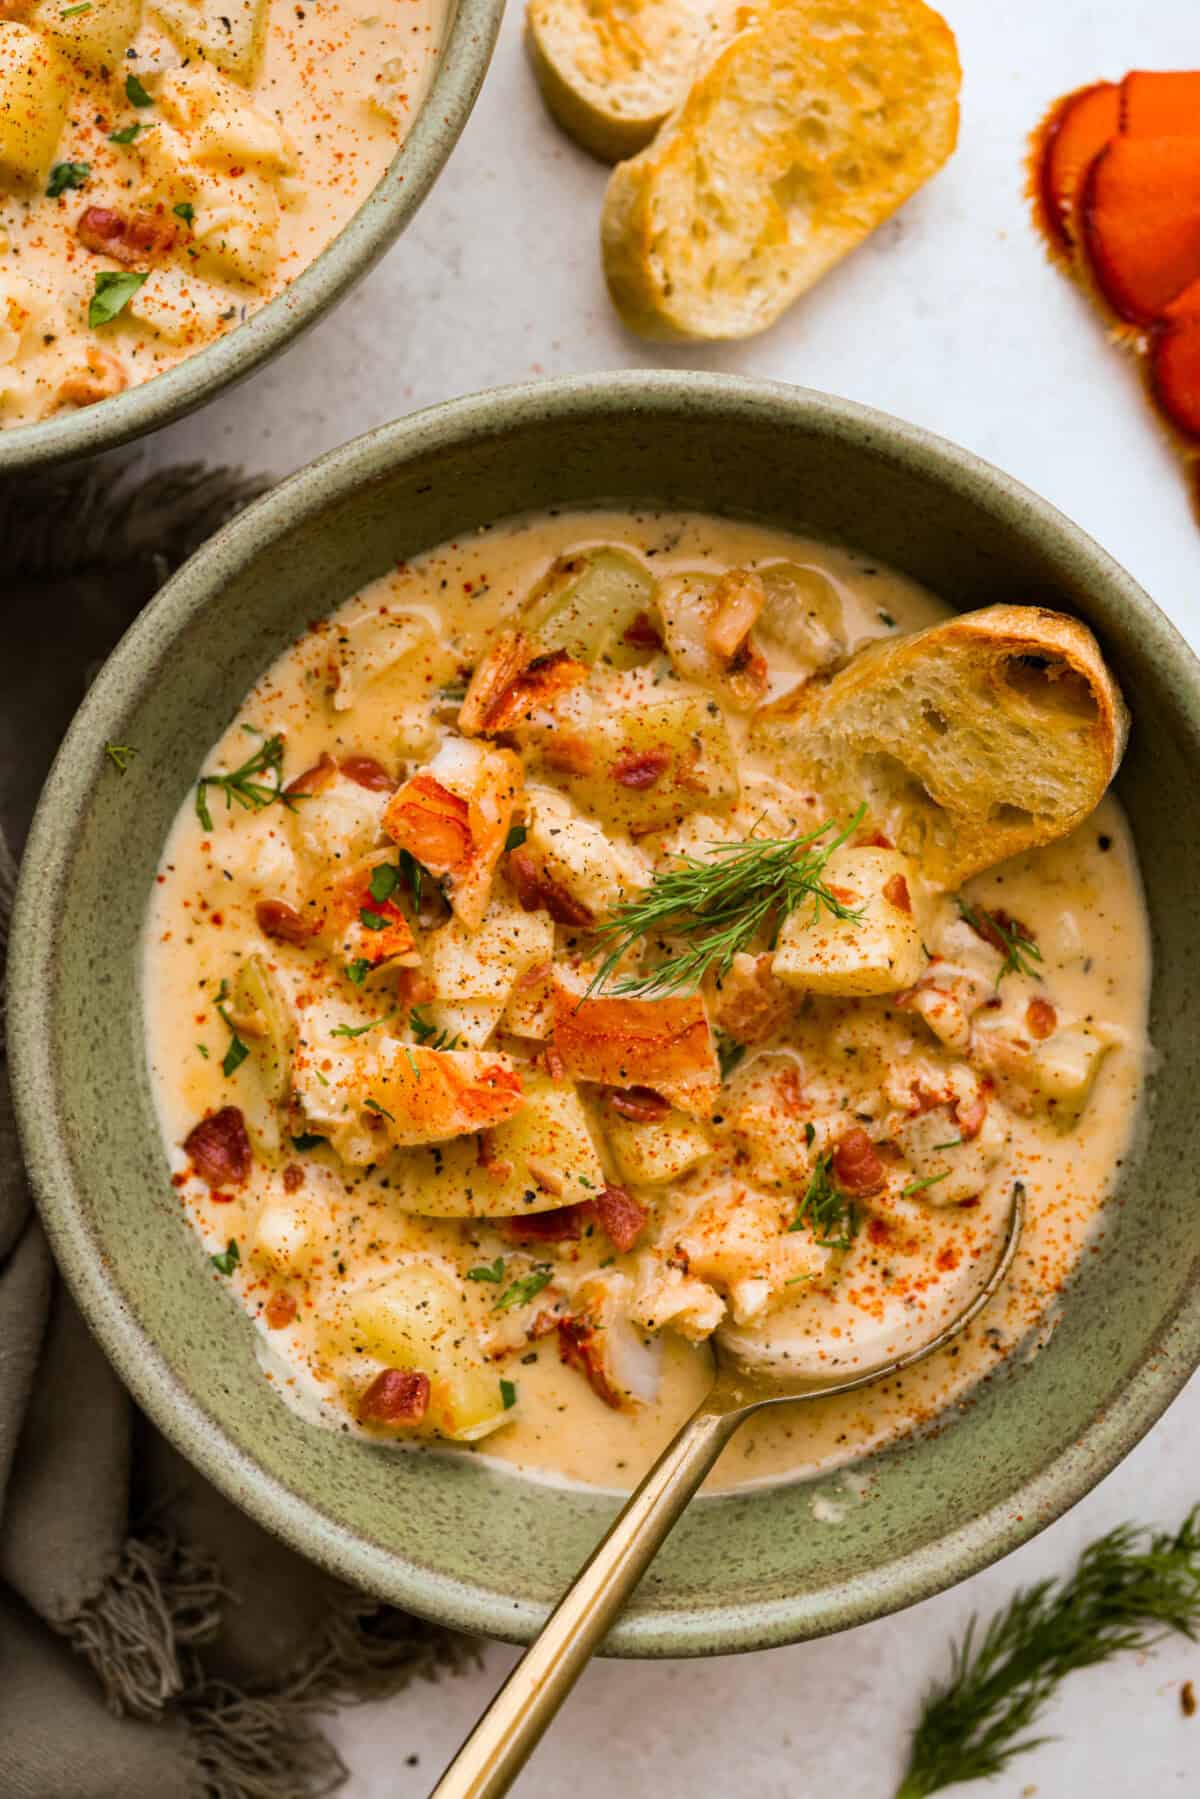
11 373 1200 1654
0 0 503 473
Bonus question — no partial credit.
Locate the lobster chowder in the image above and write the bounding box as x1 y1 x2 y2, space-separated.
144 510 1148 1493
0 0 441 422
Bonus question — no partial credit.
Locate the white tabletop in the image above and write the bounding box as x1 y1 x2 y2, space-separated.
156 2 1200 1792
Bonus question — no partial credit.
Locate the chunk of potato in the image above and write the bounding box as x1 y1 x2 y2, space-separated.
389 1073 605 1216
0 24 70 186
251 1195 328 1274
228 953 294 1105
773 847 925 996
521 546 659 670
152 0 268 84
427 898 554 1004
562 688 739 835
523 785 648 919
34 0 141 68
327 1263 509 1441
606 1107 712 1186
754 562 846 671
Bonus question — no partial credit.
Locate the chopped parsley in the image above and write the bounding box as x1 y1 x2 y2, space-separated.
499 1378 518 1410
173 200 195 225
504 824 528 852
125 71 153 106
878 609 896 628
344 959 371 986
716 1032 745 1081
103 740 137 773
358 907 390 931
46 160 90 197
364 1096 394 1120
368 862 400 904
467 1257 505 1284
494 1267 552 1312
397 847 426 908
108 121 143 144
88 269 147 327
330 1015 388 1039
291 1133 326 1151
196 1043 209 1059
788 1153 858 1250
210 1238 240 1275
409 1007 460 1051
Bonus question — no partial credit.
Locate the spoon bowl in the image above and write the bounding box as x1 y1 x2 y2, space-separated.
432 1181 1027 1798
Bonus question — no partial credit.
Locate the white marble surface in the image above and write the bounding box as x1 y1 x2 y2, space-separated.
151 1 1200 1792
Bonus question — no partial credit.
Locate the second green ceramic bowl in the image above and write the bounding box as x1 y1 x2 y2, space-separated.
11 373 1200 1653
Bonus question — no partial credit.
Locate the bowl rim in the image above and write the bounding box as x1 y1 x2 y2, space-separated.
11 369 1200 1656
0 0 504 473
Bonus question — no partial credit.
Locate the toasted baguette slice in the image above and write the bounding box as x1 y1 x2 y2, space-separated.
753 605 1129 890
601 0 961 341
526 0 741 163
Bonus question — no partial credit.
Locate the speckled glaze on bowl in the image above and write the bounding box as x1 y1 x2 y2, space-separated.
11 372 1200 1655
0 0 503 473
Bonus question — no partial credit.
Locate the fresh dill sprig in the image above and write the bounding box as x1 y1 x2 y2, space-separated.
957 899 1043 985
195 733 300 833
588 806 867 998
787 1151 858 1250
896 1507 1200 1798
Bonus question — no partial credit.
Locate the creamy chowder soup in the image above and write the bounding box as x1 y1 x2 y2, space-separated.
143 511 1149 1494
0 0 441 422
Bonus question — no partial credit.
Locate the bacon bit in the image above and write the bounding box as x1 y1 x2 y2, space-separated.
1026 997 1058 1040
557 1315 622 1409
503 1202 592 1242
264 1290 298 1329
77 205 177 265
359 1368 430 1425
209 1191 234 1205
857 829 895 849
538 733 595 777
882 872 912 914
963 905 1029 956
1033 81 1121 251
185 1107 251 1189
622 611 664 651
607 1085 670 1123
285 752 335 798
339 755 396 792
256 898 315 945
1083 136 1200 324
595 1183 647 1253
507 849 593 927
282 1163 305 1192
384 773 472 874
552 980 719 1118
611 747 671 790
705 568 765 661
831 1128 884 1196
56 346 126 408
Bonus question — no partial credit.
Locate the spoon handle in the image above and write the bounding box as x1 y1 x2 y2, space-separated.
429 1401 744 1798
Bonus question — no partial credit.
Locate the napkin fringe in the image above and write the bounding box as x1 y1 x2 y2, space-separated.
187 1683 346 1799
67 1526 226 1719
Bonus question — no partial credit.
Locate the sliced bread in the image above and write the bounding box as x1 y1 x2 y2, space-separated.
601 0 961 341
526 0 742 163
752 605 1129 890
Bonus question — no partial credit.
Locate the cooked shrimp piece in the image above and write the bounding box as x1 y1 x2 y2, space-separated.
313 854 418 971
459 631 588 736
384 738 522 930
372 1042 525 1147
552 972 720 1117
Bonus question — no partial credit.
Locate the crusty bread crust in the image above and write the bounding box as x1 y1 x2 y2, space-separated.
525 0 739 164
753 605 1129 890
601 0 961 341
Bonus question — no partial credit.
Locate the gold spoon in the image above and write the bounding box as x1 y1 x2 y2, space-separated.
431 1181 1025 1799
